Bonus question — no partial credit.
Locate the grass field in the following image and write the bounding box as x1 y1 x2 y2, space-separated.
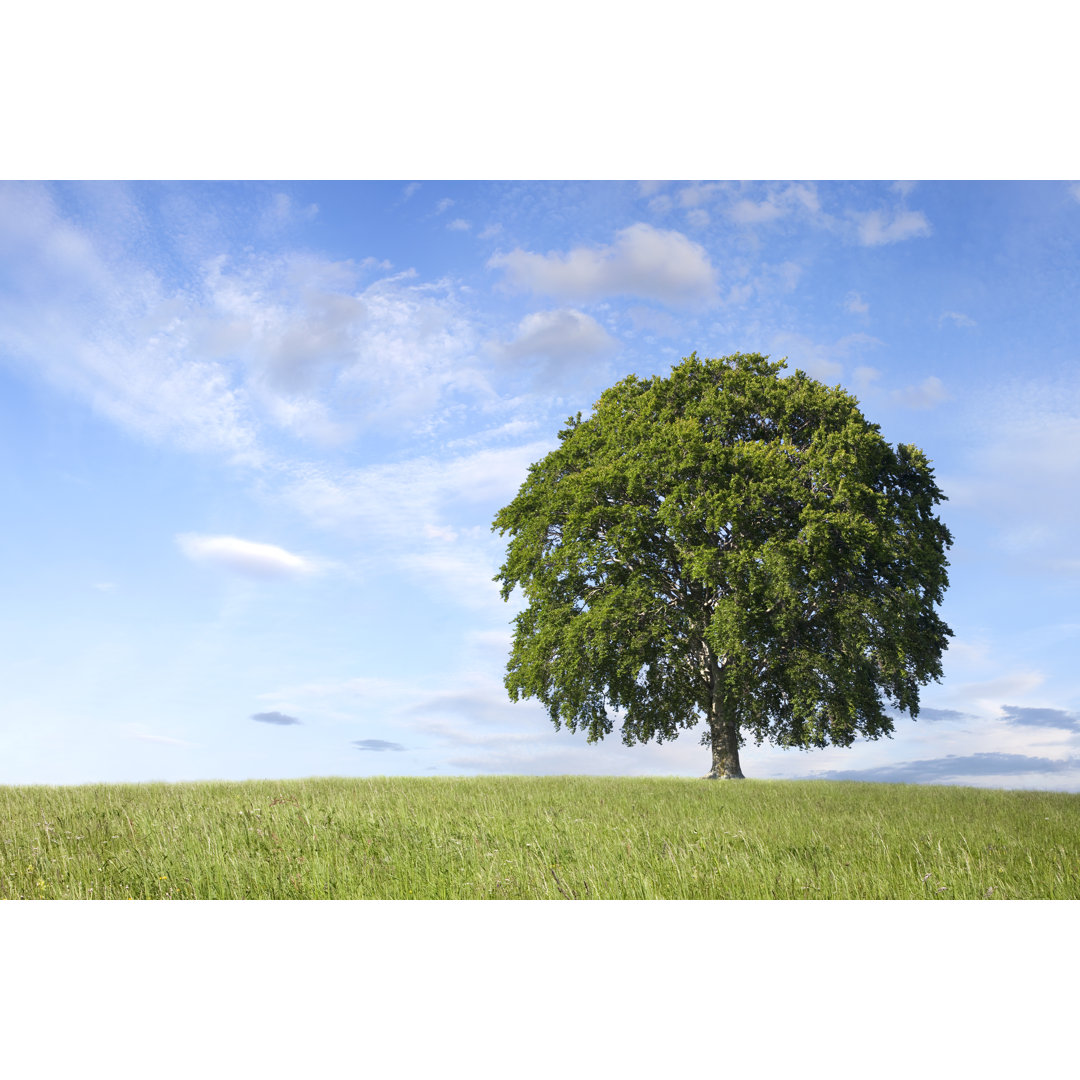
2 775 1078 899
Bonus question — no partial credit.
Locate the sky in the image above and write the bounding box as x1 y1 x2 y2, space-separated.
3 179 1080 790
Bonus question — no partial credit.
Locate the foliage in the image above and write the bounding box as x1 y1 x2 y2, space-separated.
492 353 954 773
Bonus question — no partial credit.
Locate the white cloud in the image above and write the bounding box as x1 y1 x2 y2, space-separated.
260 192 318 233
939 310 976 328
931 377 1080 592
199 253 369 398
444 418 540 452
852 365 881 392
951 671 1045 706
195 254 491 443
402 182 421 201
890 181 918 197
637 181 667 197
447 218 471 231
685 208 710 229
398 547 506 612
730 198 786 225
626 306 681 337
126 725 198 747
488 223 717 306
435 198 454 214
0 184 496 457
274 437 558 616
854 207 932 246
0 183 262 463
478 223 502 239
844 291 869 314
768 331 884 381
891 375 949 409
941 384 1080 553
281 439 557 543
424 523 459 543
497 308 616 366
197 259 488 441
1071 182 1080 203
677 182 728 209
944 637 992 671
176 534 318 579
724 182 821 226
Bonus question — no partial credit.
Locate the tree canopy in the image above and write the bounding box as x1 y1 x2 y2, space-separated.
491 352 954 778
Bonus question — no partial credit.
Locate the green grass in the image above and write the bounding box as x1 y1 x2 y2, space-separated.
2 775 1078 899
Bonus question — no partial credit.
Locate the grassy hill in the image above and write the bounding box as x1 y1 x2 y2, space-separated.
2 775 1077 899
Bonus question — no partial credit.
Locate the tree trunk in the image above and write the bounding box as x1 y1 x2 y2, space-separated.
704 657 744 780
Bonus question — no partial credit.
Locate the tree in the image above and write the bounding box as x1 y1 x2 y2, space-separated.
491 353 953 779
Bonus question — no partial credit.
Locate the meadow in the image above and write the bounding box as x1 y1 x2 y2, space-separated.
1 775 1077 899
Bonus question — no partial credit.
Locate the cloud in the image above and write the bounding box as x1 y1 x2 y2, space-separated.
199 254 488 441
676 182 729 209
424 523 458 542
815 752 1080 785
638 181 667 197
177 534 317 579
404 687 540 728
497 308 616 366
396 675 561 755
251 711 302 726
129 731 196 747
0 183 262 462
1000 705 1080 731
488 223 717 306
730 198 786 225
890 181 918 197
0 183 489 454
479 223 502 239
722 183 821 226
939 310 976 328
852 365 881 392
854 208 932 246
844 291 869 314
259 192 318 233
402 182 421 201
891 375 949 409
199 254 370 397
397 547 507 612
353 739 406 751
768 330 883 381
435 198 454 214
1069 182 1080 202
280 438 557 542
447 219 471 231
913 707 977 723
939 380 1080 571
953 671 1046 703
626 306 680 338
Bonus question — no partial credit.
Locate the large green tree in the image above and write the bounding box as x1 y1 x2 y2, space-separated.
492 353 953 779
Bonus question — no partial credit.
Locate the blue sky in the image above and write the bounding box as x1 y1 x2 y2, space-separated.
3 179 1080 790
